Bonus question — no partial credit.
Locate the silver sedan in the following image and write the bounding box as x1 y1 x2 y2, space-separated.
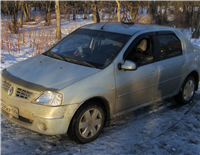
1 22 200 143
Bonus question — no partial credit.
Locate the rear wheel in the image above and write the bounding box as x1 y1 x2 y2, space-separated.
174 76 196 104
68 101 105 143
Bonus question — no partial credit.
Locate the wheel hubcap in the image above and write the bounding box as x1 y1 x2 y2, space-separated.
79 108 102 138
183 80 195 101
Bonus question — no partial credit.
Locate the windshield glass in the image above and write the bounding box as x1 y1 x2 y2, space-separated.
43 29 131 69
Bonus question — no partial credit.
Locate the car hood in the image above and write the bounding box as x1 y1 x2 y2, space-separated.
6 54 100 90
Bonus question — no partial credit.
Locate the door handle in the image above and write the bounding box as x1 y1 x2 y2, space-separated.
182 61 187 65
151 70 157 75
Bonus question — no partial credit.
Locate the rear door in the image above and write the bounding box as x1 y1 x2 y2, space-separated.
155 31 188 99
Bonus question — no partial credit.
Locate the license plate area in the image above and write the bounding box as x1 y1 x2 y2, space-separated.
1 102 19 118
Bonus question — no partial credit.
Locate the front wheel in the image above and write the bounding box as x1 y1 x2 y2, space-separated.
68 101 105 143
174 76 196 104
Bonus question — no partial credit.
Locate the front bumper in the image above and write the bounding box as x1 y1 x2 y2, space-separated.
1 77 80 135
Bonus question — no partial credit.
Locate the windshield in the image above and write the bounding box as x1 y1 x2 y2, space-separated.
43 29 131 69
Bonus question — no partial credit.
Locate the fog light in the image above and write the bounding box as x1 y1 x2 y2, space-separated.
38 122 47 131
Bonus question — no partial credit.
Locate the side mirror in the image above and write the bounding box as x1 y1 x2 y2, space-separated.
118 60 137 71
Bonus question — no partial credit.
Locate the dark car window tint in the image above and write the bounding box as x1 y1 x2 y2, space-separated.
126 36 154 67
158 34 182 60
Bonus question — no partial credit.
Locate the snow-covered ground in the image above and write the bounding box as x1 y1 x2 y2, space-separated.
1 13 200 155
1 93 200 155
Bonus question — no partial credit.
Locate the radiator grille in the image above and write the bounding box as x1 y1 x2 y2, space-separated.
16 88 32 99
1 80 11 92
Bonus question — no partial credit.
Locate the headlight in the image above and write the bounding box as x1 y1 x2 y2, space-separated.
33 91 63 106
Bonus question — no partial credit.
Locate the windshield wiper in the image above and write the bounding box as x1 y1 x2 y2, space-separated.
44 51 96 68
44 51 68 62
63 56 96 68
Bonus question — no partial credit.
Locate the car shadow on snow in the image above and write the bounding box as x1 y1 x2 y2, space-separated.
101 94 199 136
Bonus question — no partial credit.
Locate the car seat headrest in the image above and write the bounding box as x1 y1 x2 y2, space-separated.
137 39 147 52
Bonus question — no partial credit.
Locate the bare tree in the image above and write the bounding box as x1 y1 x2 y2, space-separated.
116 0 121 22
60 1 71 20
92 0 100 23
2 1 20 33
150 1 157 24
19 1 24 28
44 1 52 26
73 7 76 20
22 1 33 22
191 1 195 32
70 2 78 20
55 0 61 39
84 7 87 19
13 1 19 33
93 1 100 23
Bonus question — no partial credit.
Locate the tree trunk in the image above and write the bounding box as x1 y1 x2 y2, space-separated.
84 6 87 19
20 2 23 28
150 1 157 24
129 3 139 22
186 5 190 26
147 1 150 14
24 8 27 21
162 6 167 25
67 8 70 20
192 8 200 38
20 11 23 28
108 5 112 20
73 7 76 20
93 1 100 23
25 3 31 21
173 2 179 15
192 20 200 38
12 1 19 33
27 4 31 21
55 0 61 40
116 0 120 22
191 1 195 32
39 3 41 11
45 1 51 26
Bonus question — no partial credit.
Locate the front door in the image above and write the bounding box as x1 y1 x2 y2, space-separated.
115 33 159 113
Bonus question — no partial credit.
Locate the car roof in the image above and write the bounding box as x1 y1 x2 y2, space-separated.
80 22 175 35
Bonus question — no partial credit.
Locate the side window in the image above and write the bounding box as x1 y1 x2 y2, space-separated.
158 34 182 60
126 36 154 67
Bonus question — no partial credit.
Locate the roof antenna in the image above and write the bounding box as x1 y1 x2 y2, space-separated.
101 22 108 30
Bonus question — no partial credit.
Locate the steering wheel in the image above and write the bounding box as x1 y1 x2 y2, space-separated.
104 50 116 65
73 46 85 58
136 48 145 54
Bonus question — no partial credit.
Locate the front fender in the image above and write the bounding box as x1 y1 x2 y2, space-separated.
60 63 116 116
70 87 114 106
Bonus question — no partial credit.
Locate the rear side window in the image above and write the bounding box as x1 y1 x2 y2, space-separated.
158 34 182 60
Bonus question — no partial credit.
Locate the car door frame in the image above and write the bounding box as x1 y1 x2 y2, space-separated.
113 31 162 115
123 32 159 62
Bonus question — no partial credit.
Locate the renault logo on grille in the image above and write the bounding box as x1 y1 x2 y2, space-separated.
8 86 14 96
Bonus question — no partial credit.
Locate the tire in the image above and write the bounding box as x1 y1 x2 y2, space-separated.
174 76 196 104
68 101 105 143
